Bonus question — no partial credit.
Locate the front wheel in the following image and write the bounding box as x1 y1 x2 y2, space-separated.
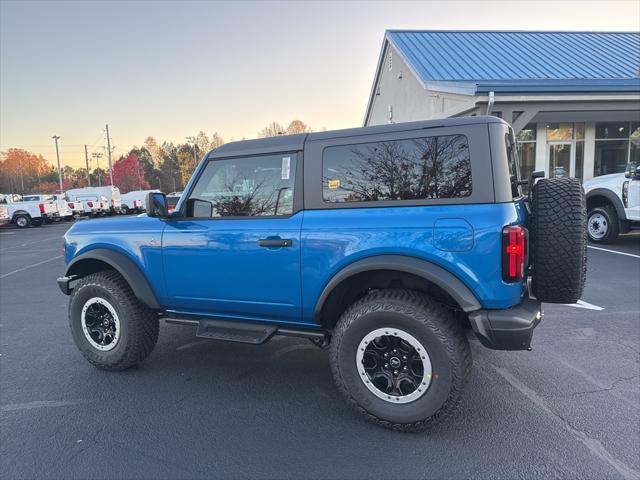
587 205 619 244
330 289 471 432
69 271 159 370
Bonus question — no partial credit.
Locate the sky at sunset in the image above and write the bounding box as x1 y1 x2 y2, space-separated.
1 0 639 168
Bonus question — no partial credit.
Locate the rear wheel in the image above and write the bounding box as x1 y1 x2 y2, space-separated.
69 270 159 371
530 177 587 304
330 289 471 432
14 215 30 228
587 205 619 244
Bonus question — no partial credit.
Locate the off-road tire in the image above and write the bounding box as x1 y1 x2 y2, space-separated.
587 205 619 244
69 270 159 371
14 215 30 228
329 289 471 433
530 177 587 303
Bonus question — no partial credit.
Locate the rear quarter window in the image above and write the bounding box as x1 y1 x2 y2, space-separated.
322 134 472 203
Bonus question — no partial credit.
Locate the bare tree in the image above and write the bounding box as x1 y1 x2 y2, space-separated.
325 135 471 202
258 121 285 138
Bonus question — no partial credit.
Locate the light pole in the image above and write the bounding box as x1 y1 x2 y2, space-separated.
84 145 91 186
52 135 63 192
105 124 114 186
92 153 103 187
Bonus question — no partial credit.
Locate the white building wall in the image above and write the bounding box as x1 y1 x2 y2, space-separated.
366 45 472 126
583 123 596 181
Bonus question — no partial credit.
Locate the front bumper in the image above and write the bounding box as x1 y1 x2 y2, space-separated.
56 275 79 295
468 295 542 351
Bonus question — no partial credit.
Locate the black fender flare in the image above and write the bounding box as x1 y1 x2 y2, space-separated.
65 248 161 310
586 188 626 221
313 255 482 323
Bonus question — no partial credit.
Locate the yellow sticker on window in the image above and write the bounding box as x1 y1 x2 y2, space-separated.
328 179 340 189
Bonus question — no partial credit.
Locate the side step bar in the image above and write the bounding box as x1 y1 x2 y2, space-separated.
165 317 326 345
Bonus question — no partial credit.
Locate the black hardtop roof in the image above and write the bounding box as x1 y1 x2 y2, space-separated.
207 116 506 159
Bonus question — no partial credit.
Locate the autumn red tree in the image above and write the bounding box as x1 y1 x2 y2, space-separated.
0 148 54 193
111 153 149 193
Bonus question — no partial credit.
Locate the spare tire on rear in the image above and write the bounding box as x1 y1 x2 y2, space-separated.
530 177 587 304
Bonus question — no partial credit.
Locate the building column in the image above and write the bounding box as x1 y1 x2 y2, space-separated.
535 122 547 173
583 122 596 181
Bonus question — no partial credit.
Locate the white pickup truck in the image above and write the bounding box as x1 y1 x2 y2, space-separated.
66 187 119 216
583 164 640 243
22 194 74 222
0 204 9 227
120 189 160 214
3 199 59 228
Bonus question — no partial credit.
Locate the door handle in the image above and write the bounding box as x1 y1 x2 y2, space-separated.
259 238 292 248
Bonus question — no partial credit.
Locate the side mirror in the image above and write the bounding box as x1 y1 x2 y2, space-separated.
146 192 168 218
625 165 640 180
187 198 213 218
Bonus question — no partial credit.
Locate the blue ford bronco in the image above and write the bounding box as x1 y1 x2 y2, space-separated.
58 116 587 431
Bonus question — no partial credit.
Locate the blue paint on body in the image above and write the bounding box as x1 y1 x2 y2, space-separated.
63 200 527 327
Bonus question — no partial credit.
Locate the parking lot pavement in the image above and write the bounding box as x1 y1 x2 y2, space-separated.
1 223 639 480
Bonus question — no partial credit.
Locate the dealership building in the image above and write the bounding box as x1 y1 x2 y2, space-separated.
364 30 640 181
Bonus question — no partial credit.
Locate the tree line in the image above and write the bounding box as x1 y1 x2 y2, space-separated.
0 120 312 194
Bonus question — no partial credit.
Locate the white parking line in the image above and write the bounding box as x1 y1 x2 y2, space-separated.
0 255 63 279
563 300 604 311
588 245 640 259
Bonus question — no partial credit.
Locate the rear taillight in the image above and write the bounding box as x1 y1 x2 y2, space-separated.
502 225 526 283
39 203 45 214
69 202 75 209
87 202 93 207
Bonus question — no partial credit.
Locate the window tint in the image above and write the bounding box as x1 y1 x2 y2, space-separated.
189 154 296 217
322 135 471 203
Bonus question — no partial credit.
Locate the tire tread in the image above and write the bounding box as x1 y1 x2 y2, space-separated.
69 270 159 371
329 289 471 433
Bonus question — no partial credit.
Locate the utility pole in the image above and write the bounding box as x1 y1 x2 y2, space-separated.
52 135 63 192
84 145 91 186
92 153 103 187
105 124 113 185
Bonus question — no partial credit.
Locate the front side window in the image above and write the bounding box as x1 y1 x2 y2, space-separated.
189 153 296 217
322 134 471 203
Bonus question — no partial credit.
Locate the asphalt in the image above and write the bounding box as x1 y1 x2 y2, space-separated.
0 222 639 480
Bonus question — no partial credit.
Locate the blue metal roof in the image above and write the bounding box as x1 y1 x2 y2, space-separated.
386 30 640 93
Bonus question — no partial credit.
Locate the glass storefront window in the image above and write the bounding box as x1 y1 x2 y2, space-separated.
546 123 573 141
575 141 584 181
517 124 536 142
596 122 629 139
594 140 628 176
517 143 536 185
575 123 585 140
630 123 640 168
516 124 536 192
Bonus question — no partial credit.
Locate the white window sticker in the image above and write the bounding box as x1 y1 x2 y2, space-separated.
281 157 291 180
